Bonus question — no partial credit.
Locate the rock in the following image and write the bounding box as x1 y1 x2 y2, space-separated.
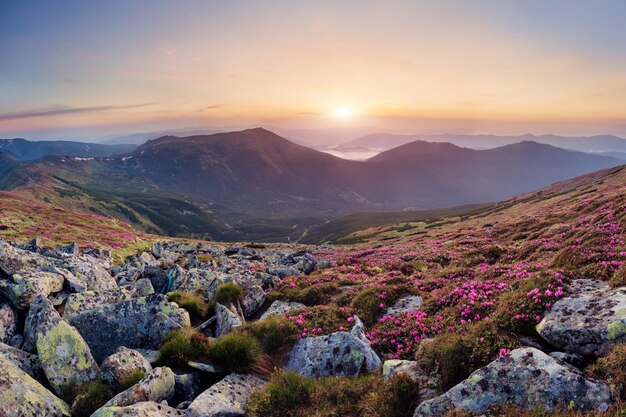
259 300 305 320
386 295 424 315
549 351 585 368
19 238 44 254
187 360 220 374
56 242 79 256
0 239 49 274
0 302 17 342
61 255 117 292
537 279 626 356
62 288 132 319
0 341 43 379
91 401 186 417
24 295 100 396
136 349 160 365
215 302 243 337
0 355 71 416
204 273 233 301
187 373 266 417
9 333 23 348
0 267 65 309
383 359 421 383
101 346 153 388
242 285 266 317
284 326 381 377
124 278 156 297
174 372 203 403
383 359 440 402
81 247 112 264
100 367 175 409
143 266 169 292
413 347 611 417
267 266 299 279
69 294 190 362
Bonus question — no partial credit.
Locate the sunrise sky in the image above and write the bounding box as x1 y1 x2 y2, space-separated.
1 0 626 140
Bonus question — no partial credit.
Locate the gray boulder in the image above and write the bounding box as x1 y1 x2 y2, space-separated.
386 295 424 316
259 300 305 320
69 294 190 362
0 341 43 379
0 302 17 342
414 347 611 417
242 284 266 317
0 267 65 309
537 279 626 356
187 373 266 417
91 401 185 417
174 372 204 403
63 288 133 319
101 346 153 388
23 295 100 396
284 322 381 377
215 302 243 337
0 354 71 416
99 367 175 409
60 255 117 292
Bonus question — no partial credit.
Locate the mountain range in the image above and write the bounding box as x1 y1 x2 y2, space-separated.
337 133 626 158
0 128 622 242
0 138 137 160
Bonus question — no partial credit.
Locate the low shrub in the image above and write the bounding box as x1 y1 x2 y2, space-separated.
242 317 297 353
156 326 208 368
350 285 411 325
609 263 626 288
247 371 314 417
215 282 243 304
363 373 421 417
270 282 341 306
167 291 209 321
587 343 626 402
70 380 114 417
206 332 264 373
416 321 519 390
118 369 146 391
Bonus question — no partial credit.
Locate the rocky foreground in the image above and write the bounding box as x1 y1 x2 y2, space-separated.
0 225 625 416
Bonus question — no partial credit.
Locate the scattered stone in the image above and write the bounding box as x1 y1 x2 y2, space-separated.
69 294 190 361
56 242 79 256
0 267 65 309
0 302 17 342
61 255 117 292
24 295 100 396
91 401 185 417
187 360 220 374
242 284 266 317
383 359 421 383
215 302 243 337
549 351 585 368
62 288 132 319
0 354 71 417
101 346 153 388
537 279 626 356
285 325 381 377
386 295 424 316
187 373 266 417
259 300 305 320
0 341 43 379
413 347 611 417
100 367 175 409
174 372 203 403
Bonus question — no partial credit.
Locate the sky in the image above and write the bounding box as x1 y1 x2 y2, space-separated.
1 0 626 141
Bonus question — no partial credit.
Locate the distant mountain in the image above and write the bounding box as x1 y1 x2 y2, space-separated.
101 129 223 145
338 133 626 155
0 128 622 241
0 138 137 160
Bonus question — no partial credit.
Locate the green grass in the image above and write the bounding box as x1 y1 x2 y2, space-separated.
214 282 244 304
205 332 264 373
167 291 209 321
156 327 209 368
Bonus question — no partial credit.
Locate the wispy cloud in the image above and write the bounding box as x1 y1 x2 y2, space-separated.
0 103 154 121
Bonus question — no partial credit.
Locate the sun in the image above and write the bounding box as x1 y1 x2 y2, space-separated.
332 106 355 119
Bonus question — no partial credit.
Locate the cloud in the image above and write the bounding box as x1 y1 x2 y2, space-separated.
0 103 154 121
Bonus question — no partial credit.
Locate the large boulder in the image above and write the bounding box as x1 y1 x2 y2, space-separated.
284 321 381 377
101 346 153 388
99 367 175 409
242 284 266 318
259 300 305 320
386 295 424 316
69 294 190 361
414 347 611 417
91 401 186 417
62 288 134 319
0 267 65 309
59 255 117 292
537 279 626 356
0 239 49 274
24 296 100 396
0 341 43 379
0 355 71 416
187 373 266 417
0 302 17 342
215 302 243 337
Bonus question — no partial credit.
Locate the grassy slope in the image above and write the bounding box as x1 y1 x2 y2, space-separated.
0 191 154 261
